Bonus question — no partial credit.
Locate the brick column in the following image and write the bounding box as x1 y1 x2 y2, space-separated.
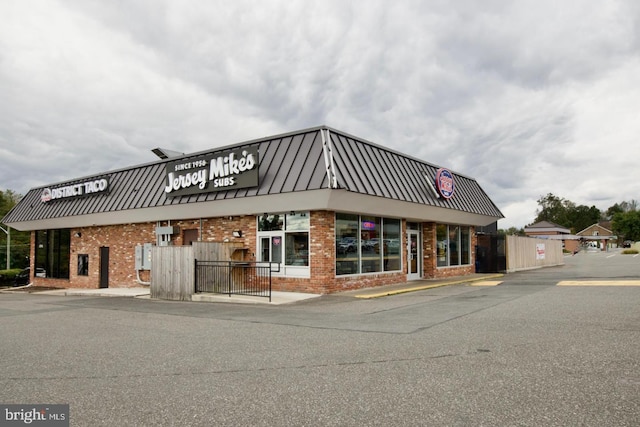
422 222 436 278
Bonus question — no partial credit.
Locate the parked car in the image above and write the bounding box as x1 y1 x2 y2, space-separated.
14 268 31 286
13 267 46 286
337 237 357 254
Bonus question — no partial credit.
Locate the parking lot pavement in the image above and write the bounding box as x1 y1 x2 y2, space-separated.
0 249 638 426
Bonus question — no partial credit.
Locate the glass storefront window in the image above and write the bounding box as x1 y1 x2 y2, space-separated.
436 224 471 267
336 213 402 275
258 212 309 272
360 216 381 273
285 232 309 266
258 214 284 231
461 227 470 265
436 225 448 267
285 212 309 231
383 218 401 271
449 226 460 266
336 213 359 275
35 229 71 279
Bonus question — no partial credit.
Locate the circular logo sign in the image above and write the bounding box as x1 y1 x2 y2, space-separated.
435 168 455 199
41 188 52 203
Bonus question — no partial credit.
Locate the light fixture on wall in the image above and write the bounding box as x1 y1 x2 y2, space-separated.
74 232 82 238
232 230 243 238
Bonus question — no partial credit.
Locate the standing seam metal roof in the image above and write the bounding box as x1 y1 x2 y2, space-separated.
3 126 503 225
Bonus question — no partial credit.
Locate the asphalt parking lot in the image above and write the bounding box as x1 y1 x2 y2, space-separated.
1 249 639 426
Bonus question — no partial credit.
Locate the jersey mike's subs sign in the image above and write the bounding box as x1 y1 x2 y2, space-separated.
164 147 259 197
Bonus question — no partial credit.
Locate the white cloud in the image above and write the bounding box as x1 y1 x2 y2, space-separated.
1 0 640 228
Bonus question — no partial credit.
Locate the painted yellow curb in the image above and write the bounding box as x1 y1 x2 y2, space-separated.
354 274 504 299
470 281 503 286
557 280 640 286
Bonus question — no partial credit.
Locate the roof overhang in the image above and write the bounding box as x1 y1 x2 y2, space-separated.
5 189 502 231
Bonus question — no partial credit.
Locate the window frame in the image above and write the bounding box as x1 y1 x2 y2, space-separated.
335 213 402 276
257 212 310 277
436 224 472 268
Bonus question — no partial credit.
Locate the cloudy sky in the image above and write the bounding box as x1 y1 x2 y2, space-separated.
2 0 639 229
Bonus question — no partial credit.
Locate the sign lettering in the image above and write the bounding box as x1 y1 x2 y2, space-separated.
41 178 109 203
164 147 259 197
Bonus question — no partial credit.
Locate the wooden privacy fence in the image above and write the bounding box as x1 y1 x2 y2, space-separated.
151 242 246 301
150 246 194 301
505 235 564 272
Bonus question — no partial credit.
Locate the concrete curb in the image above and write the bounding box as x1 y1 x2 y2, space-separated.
353 274 505 299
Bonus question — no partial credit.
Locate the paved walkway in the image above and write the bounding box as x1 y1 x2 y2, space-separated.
2 273 504 304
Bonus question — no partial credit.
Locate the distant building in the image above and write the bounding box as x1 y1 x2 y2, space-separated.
576 222 616 251
524 221 579 253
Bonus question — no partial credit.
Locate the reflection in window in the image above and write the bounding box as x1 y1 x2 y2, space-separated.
285 212 309 231
336 213 359 275
78 254 89 276
449 226 459 266
461 227 470 265
360 216 381 273
35 229 71 279
436 224 471 267
336 213 402 275
258 214 283 231
436 225 448 267
286 232 309 266
257 212 309 271
383 218 401 271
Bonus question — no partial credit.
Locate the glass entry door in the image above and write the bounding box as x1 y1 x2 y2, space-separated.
259 234 283 265
407 231 421 280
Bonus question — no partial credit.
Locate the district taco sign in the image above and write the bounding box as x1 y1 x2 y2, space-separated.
164 147 259 197
41 177 110 203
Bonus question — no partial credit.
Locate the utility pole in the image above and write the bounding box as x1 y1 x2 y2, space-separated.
0 225 9 270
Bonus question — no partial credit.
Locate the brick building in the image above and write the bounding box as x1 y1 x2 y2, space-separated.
576 222 616 251
524 220 579 253
3 126 503 294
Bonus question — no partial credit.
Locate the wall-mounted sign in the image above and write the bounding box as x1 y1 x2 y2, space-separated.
362 220 377 230
41 177 110 203
435 168 455 199
164 147 259 197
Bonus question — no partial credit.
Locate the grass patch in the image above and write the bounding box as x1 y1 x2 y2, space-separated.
621 249 639 255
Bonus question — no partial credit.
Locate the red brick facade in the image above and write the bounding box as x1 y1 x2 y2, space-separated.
28 210 477 294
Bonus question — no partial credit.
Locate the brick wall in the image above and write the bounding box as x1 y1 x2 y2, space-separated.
27 213 481 293
423 223 478 279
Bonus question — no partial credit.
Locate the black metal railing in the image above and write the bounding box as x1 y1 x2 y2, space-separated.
194 260 279 302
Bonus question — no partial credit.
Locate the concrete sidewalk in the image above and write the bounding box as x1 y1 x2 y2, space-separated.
7 273 504 304
38 287 152 298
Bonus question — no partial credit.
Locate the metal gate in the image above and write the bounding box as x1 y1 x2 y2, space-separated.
194 260 279 302
475 235 506 273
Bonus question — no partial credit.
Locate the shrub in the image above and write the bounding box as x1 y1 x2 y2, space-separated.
621 249 639 255
0 268 24 285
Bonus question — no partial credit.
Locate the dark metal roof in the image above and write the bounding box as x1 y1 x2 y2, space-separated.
3 126 503 228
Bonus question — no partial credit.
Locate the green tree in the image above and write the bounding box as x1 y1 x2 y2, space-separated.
534 193 572 227
606 200 638 219
534 193 602 233
612 210 640 242
567 204 601 233
0 189 30 269
499 227 525 236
